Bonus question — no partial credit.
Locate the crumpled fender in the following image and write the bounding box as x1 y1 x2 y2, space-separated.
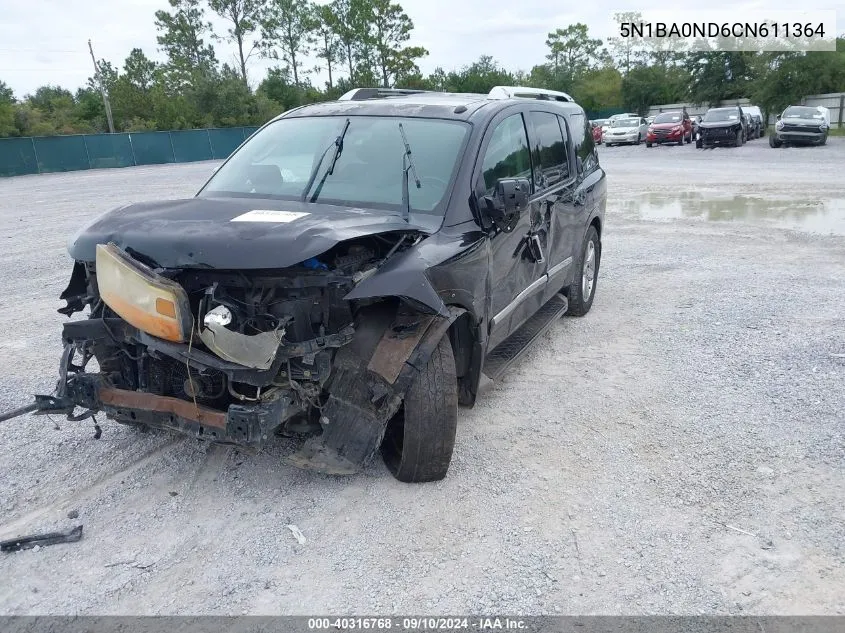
285 305 466 474
343 248 449 317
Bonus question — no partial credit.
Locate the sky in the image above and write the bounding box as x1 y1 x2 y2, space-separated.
1 0 842 98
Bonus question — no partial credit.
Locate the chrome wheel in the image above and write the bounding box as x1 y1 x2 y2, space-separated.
582 240 596 299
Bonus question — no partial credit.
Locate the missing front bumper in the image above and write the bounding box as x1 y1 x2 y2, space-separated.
74 375 297 449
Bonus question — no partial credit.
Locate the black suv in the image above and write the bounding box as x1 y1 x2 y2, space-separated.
15 86 606 483
696 106 746 148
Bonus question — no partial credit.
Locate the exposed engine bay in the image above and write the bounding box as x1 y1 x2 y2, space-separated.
51 231 457 474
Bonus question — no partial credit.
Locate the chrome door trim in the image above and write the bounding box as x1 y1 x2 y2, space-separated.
490 275 548 331
546 256 573 283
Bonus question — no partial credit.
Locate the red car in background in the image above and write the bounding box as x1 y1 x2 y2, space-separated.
646 111 692 146
590 120 604 145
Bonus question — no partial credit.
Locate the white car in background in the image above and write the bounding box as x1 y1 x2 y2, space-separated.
605 116 649 146
603 113 639 137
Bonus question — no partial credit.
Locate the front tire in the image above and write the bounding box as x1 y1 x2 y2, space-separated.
646 141 653 148
381 333 458 483
565 225 600 317
769 134 782 148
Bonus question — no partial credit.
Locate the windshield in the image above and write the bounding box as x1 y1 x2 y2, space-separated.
653 113 682 124
612 118 639 128
783 106 823 119
199 116 470 215
703 109 739 122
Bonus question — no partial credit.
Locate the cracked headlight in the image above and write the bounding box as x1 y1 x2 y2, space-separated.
96 243 192 342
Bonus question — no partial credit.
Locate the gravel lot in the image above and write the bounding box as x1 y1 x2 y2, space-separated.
0 138 843 615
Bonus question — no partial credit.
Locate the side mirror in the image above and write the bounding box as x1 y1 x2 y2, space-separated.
479 177 530 233
776 114 781 120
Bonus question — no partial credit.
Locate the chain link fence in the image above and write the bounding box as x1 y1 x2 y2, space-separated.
0 126 261 177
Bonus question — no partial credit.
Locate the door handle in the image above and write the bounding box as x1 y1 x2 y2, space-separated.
527 234 545 265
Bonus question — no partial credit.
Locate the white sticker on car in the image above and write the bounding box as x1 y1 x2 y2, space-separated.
231 210 310 223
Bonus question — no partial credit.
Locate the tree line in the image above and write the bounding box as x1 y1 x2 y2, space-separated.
1 6 844 138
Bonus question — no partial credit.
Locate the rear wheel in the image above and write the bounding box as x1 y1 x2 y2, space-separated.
381 333 458 483
565 226 600 317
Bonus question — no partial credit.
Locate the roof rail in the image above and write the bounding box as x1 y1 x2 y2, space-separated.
487 86 574 102
337 87 432 101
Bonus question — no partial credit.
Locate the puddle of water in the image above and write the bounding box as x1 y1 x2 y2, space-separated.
619 192 845 236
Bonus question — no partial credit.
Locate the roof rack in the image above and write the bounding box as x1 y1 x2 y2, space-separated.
487 86 574 102
337 87 432 101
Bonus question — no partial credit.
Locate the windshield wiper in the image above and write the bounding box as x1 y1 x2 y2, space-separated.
398 122 421 222
301 118 350 203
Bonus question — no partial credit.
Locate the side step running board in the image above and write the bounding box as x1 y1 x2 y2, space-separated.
482 293 568 381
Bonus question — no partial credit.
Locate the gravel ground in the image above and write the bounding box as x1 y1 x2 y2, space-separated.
0 139 843 615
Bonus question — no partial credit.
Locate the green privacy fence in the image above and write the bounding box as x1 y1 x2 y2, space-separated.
0 126 261 177
585 108 630 121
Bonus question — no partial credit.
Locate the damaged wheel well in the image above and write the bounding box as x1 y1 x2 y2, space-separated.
446 310 482 408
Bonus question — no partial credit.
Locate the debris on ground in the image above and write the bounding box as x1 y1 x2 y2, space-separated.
0 525 83 553
286 524 306 545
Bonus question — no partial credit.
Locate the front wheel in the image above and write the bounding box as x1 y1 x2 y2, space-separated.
636 134 642 145
646 141 653 148
381 333 458 483
769 134 782 148
565 226 600 317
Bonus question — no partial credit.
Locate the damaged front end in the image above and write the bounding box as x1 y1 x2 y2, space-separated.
48 232 456 475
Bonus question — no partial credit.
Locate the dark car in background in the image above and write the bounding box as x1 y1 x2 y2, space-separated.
770 105 830 147
12 85 606 484
744 106 764 139
696 106 746 149
645 111 692 146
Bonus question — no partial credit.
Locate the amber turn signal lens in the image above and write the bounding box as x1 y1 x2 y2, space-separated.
155 297 177 318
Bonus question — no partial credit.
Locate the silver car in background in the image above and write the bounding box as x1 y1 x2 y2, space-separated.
605 116 649 146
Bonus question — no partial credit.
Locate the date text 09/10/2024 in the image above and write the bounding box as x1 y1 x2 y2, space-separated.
307 617 527 630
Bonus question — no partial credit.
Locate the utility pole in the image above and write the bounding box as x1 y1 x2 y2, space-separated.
88 39 115 134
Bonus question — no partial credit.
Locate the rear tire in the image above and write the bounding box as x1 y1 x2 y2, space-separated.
565 225 600 317
381 334 458 483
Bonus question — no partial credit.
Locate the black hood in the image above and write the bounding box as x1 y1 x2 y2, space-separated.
699 120 742 129
68 196 438 269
